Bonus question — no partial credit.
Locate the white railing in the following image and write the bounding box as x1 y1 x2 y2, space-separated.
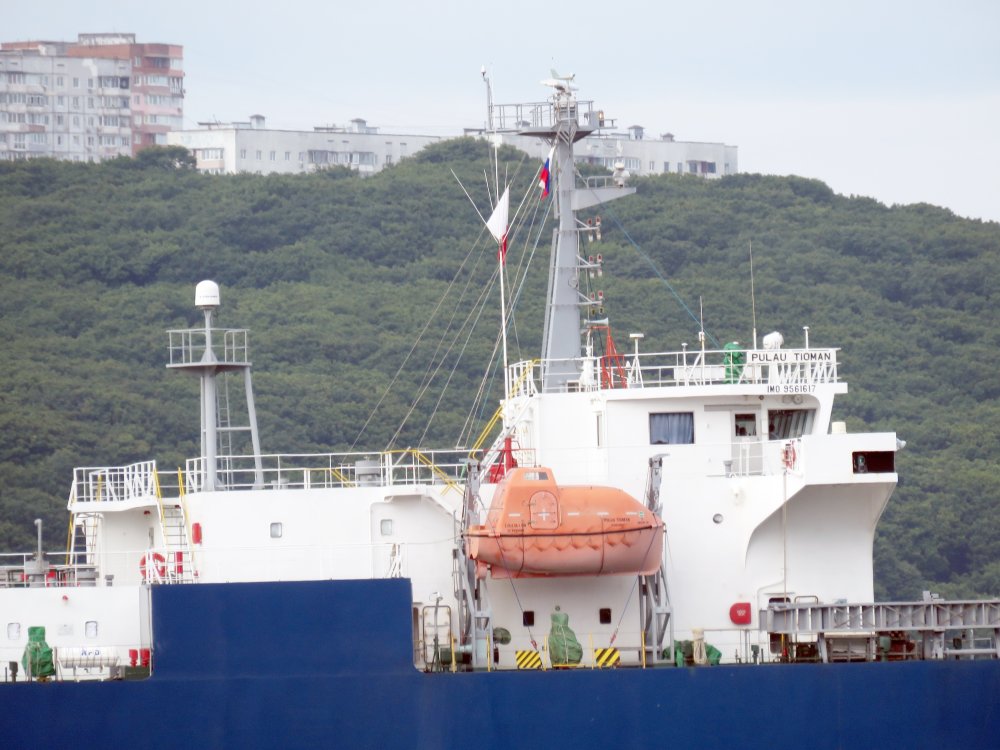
509 347 840 395
0 552 100 589
183 448 477 493
166 327 249 366
70 460 159 505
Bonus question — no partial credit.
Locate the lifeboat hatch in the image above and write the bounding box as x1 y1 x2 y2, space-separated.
529 491 559 529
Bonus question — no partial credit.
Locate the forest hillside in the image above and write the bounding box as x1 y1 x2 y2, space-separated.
1 141 998 600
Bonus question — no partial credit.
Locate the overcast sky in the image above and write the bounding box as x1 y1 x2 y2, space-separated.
8 1 999 222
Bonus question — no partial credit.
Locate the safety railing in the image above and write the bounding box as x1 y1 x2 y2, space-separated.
182 448 480 493
166 327 249 366
508 347 840 395
69 461 159 506
0 551 101 589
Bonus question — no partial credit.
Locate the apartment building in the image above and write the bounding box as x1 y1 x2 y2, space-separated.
168 116 443 175
0 33 183 162
172 117 736 179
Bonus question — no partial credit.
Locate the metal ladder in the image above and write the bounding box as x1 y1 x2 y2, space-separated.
153 473 196 583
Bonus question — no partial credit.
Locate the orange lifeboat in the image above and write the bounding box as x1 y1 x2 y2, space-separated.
466 467 664 578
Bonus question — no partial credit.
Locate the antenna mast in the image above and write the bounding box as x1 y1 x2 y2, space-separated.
483 67 510 400
750 240 758 350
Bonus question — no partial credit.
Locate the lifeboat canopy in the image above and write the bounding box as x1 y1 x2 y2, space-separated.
465 467 664 578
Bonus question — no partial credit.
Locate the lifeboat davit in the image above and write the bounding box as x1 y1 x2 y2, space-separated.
466 467 664 578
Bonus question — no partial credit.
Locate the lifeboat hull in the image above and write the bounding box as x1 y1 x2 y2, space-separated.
467 524 663 577
465 466 665 578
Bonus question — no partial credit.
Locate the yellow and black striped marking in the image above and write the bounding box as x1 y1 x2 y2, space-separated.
515 650 543 670
594 647 621 668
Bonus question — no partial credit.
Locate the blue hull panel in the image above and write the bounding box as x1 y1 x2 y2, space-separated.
3 579 998 749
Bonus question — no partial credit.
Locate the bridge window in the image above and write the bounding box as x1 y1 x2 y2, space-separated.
649 412 694 445
768 409 815 439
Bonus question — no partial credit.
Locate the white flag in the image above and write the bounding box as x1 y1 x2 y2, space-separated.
485 186 509 244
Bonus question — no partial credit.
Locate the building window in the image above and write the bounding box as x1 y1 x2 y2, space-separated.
649 412 694 445
269 150 275 160
255 150 262 160
284 151 290 161
6 623 20 640
85 621 99 638
239 148 246 159
380 519 393 536
270 522 283 539
72 77 80 88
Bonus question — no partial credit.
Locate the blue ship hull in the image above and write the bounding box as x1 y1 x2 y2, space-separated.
3 579 998 749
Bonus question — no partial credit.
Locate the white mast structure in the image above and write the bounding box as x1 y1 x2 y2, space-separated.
503 73 635 391
482 67 512 400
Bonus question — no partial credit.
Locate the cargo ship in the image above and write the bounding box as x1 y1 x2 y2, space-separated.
2 75 998 748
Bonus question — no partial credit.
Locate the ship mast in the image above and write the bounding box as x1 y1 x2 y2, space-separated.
508 75 635 391
483 68 511 401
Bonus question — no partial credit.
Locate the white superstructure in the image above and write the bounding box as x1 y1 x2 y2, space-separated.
1 77 897 679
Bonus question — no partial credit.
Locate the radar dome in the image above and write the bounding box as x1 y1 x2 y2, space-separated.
195 280 220 309
763 331 784 350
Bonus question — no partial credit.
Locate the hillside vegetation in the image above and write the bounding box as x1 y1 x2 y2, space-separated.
1 141 998 600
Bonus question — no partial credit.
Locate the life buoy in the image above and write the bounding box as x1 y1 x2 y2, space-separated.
139 552 167 579
783 443 797 470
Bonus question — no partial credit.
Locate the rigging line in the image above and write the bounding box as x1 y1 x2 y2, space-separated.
352 221 491 451
373 158 536 450
387 234 498 451
400 238 494 431
458 212 535 446
416 257 505 447
501 157 549 352
462 195 552 447
398 164 527 449
591 199 722 349
456 268 509 448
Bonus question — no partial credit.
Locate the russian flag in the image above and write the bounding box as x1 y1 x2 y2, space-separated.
538 146 555 199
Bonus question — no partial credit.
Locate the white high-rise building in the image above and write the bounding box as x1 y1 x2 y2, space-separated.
0 33 183 163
